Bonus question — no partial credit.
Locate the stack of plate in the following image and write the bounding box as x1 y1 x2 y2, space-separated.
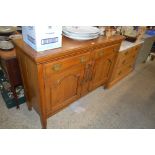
62 26 101 40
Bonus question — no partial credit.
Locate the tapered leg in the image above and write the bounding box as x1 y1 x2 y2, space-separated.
27 102 32 111
40 117 47 129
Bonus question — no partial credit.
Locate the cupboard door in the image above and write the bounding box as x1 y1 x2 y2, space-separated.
44 53 91 115
45 66 84 114
89 54 115 90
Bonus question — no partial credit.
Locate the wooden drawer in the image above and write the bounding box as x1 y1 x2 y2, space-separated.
112 60 134 81
119 48 133 58
44 52 90 76
117 52 137 68
94 44 120 59
117 55 128 67
117 44 141 67
133 44 142 51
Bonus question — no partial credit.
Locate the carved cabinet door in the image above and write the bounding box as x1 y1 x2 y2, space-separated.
89 53 115 91
44 54 89 115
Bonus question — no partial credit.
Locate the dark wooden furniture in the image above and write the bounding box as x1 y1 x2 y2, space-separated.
107 44 142 88
0 49 23 108
13 35 124 128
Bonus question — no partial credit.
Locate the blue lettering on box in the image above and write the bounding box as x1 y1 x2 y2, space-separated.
41 37 58 45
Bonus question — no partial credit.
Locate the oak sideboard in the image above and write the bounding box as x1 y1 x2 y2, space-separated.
13 35 124 128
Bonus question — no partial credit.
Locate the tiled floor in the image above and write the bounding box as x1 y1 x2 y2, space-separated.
0 60 155 129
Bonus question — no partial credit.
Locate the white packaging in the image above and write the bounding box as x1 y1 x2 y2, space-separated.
22 26 62 52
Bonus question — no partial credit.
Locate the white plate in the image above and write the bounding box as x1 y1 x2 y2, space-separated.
63 26 100 35
63 32 99 40
63 30 100 38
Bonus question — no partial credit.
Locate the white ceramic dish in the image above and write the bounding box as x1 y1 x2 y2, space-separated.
62 26 100 40
63 32 100 40
63 26 100 35
63 30 100 38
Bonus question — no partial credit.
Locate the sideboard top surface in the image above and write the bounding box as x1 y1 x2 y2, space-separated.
13 35 124 64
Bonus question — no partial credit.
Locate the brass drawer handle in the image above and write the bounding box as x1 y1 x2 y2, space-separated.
52 64 62 71
98 51 104 57
80 57 87 63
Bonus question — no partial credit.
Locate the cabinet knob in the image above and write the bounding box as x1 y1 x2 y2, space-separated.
80 57 87 63
52 64 62 71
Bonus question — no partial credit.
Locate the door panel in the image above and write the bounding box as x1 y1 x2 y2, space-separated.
44 58 86 115
89 54 115 90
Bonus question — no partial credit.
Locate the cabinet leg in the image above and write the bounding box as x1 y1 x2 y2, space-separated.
104 83 108 89
40 117 47 129
27 102 32 111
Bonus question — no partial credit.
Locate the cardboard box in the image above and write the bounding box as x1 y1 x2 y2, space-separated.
22 26 62 52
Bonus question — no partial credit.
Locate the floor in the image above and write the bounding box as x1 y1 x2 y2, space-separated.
0 60 155 129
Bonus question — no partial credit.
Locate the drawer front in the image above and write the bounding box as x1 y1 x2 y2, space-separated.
117 52 137 68
112 61 134 81
44 52 90 76
133 44 142 52
94 44 120 59
119 47 133 59
117 45 141 68
117 55 128 67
